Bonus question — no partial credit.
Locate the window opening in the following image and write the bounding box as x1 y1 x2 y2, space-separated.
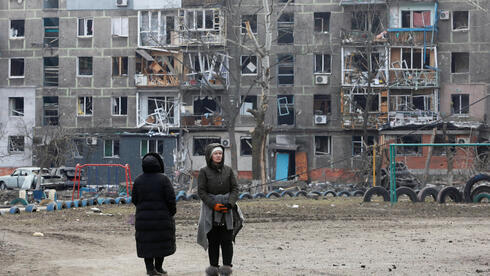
193 137 220 156
43 0 58 9
44 17 59 47
315 136 331 155
241 55 258 75
147 96 175 124
193 96 219 116
277 54 294 85
242 15 257 34
9 58 24 78
277 13 294 44
78 96 93 116
352 136 374 156
402 10 431 28
453 11 469 31
8 136 25 153
451 94 469 114
451 52 469 73
9 97 24 116
10 20 25 38
78 18 93 37
277 95 294 125
112 57 128 76
44 57 59 86
240 137 252 156
140 140 165 156
240 96 257 116
112 96 128 115
396 135 421 155
315 54 331 74
78 57 93 76
104 140 120 158
112 17 129 37
43 96 59 125
313 95 331 115
314 12 330 33
352 94 379 112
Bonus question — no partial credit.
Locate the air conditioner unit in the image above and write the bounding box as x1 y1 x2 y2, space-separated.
116 0 128 7
315 74 329 85
314 115 327 125
222 138 231 148
86 137 97 145
458 137 470 144
440 10 450 20
135 74 147 86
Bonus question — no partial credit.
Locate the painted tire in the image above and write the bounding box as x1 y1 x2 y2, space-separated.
474 193 490 203
464 174 490 203
125 196 132 204
437 186 463 203
238 193 253 200
176 194 187 202
86 198 95 206
253 193 266 199
337 191 351 197
363 187 390 202
9 206 20 214
280 191 294 198
351 190 365 197
115 197 127 204
186 194 200 201
25 204 37 212
395 187 418 202
322 190 337 197
72 200 80 208
470 186 490 202
104 198 116 204
64 201 73 209
310 191 322 196
176 190 187 197
417 187 439 202
96 198 106 205
80 199 88 207
10 198 28 206
266 191 280 198
294 191 308 197
46 202 57 212
56 201 67 209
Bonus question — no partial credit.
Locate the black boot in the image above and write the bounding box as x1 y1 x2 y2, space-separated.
155 268 167 275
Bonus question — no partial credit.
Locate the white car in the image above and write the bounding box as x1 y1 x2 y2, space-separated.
0 167 49 190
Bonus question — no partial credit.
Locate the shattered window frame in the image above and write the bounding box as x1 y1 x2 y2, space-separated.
77 57 93 76
315 136 331 156
451 94 469 115
43 96 59 125
140 139 165 157
352 136 375 156
77 96 93 116
43 56 59 86
8 136 25 153
112 96 128 116
277 54 294 85
389 94 411 111
112 56 128 76
314 12 330 33
43 17 59 48
277 95 295 126
395 135 422 156
313 95 331 115
147 96 175 124
77 18 94 37
277 13 294 44
9 58 24 78
241 55 258 75
192 137 221 156
10 19 25 39
351 94 379 113
139 11 175 46
193 96 221 116
240 95 257 116
104 139 120 158
401 10 432 28
452 11 469 31
240 137 252 156
241 14 257 34
9 97 24 117
314 54 331 74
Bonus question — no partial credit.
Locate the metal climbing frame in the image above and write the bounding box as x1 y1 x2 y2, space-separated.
388 143 490 204
71 163 133 200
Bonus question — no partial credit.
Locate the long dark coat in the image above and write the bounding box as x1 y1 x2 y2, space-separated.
132 152 176 258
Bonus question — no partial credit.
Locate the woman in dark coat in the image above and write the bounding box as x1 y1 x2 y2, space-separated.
197 143 239 276
132 152 176 276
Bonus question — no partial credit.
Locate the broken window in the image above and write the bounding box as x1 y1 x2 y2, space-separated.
277 54 294 85
44 57 58 86
77 96 93 116
390 94 410 111
240 137 252 156
43 96 59 125
112 96 128 116
10 20 24 38
451 52 469 73
315 54 331 74
140 11 175 46
43 0 58 9
78 18 93 37
453 11 469 31
8 136 24 153
184 9 216 30
451 94 469 115
242 15 257 34
277 95 294 125
352 94 379 112
9 58 24 78
112 17 129 37
73 139 84 158
193 137 221 156
314 12 330 33
78 57 93 76
352 11 367 31
433 135 456 156
314 95 331 115
315 136 331 155
277 13 294 44
104 140 120 158
241 55 258 75
140 140 165 156
401 10 431 28
396 135 421 156
44 17 59 47
193 96 220 116
240 96 257 116
352 136 374 156
112 57 128 76
391 47 432 70
147 96 175 124
412 95 432 111
9 97 24 116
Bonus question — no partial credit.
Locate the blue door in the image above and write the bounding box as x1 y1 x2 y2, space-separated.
275 153 289 181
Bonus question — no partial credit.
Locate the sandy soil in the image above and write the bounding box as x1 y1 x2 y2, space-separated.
1 197 489 276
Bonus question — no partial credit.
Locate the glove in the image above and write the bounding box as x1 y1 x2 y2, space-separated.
213 203 228 213
224 203 234 210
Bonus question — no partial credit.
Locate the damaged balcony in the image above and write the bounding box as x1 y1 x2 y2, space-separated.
135 49 182 87
180 96 225 128
342 47 388 87
137 94 180 135
181 52 229 89
389 47 438 89
341 88 388 129
139 11 180 47
177 8 226 46
387 89 439 128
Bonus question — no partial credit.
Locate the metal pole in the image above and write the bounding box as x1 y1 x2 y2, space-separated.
372 143 376 187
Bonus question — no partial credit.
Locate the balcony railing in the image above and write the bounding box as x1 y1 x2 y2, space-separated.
389 69 438 88
181 115 224 127
342 112 388 129
388 28 437 45
388 110 439 127
341 30 387 44
134 74 179 87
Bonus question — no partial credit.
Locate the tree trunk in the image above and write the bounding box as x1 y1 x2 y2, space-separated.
423 128 437 184
443 123 454 185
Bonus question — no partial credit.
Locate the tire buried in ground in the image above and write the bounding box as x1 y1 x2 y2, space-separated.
396 187 418 202
294 191 307 197
238 193 253 200
352 190 365 197
322 190 336 197
253 193 266 199
417 187 439 202
266 191 280 198
280 191 294 198
469 185 490 202
464 174 490 203
337 191 351 197
474 193 490 203
437 186 463 203
363 187 390 202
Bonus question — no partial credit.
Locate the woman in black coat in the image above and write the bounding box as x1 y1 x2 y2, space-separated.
132 152 176 276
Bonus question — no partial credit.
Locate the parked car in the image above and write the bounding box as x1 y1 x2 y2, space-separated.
48 166 87 190
0 167 49 190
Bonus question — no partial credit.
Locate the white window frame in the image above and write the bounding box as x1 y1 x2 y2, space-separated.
140 139 165 157
104 139 120 158
9 58 25 79
400 10 432 28
185 9 216 31
241 55 258 75
112 96 128 116
314 54 331 74
390 94 411 111
451 94 469 115
77 18 94 37
77 96 93 116
315 136 331 156
352 136 374 156
112 56 128 76
314 12 330 33
10 19 25 39
240 137 252 156
139 11 175 46
9 97 24 117
77 57 93 77
452 11 470 32
112 16 129 37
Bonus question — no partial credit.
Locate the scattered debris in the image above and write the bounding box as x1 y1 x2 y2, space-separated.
32 232 44 237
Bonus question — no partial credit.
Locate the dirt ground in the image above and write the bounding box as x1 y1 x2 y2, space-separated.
1 196 489 276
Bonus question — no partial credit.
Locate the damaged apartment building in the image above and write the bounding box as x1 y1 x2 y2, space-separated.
0 0 488 183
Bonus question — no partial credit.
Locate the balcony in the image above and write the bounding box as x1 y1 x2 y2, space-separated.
388 29 437 45
135 74 179 87
135 49 182 88
341 30 387 45
181 115 224 127
388 111 439 128
340 0 386 5
342 113 388 129
389 69 438 89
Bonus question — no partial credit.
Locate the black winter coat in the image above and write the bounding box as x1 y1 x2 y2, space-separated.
132 153 176 258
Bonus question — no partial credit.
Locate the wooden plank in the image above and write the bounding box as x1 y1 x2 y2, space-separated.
295 152 308 181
